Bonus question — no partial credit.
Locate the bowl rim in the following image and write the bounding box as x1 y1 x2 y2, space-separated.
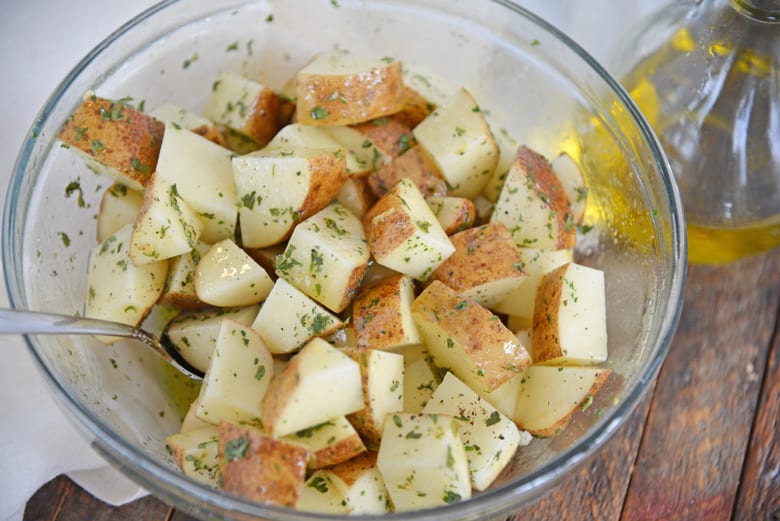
3 0 687 518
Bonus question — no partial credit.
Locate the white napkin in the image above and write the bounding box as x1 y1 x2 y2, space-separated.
0 1 661 520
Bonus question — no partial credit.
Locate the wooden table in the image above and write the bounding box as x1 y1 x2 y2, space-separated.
23 250 780 520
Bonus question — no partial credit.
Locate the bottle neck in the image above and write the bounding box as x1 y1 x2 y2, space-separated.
730 0 780 22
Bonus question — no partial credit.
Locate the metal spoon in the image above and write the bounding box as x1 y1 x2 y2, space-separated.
0 308 204 380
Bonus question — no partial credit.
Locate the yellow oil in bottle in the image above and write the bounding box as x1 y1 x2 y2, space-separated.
687 220 780 264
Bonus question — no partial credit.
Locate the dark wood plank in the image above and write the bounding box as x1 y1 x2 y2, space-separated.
23 475 73 521
621 250 780 521
732 321 780 520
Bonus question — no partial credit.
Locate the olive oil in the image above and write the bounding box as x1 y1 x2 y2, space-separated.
687 220 780 264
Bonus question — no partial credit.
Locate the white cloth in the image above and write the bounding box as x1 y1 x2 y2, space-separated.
0 1 661 520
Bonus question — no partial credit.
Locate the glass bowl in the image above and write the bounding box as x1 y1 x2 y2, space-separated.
2 0 686 519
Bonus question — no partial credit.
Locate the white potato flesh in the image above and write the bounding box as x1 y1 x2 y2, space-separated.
252 278 343 355
179 399 214 434
130 173 204 266
165 426 220 486
261 338 364 437
85 224 168 333
165 305 260 374
96 183 143 243
194 238 273 307
413 87 498 199
327 454 392 514
159 241 210 309
402 357 439 413
426 195 475 235
275 203 369 313
203 71 264 132
284 416 366 469
154 123 237 243
552 152 588 224
269 123 365 175
324 125 387 172
377 412 471 511
195 319 274 424
297 471 350 514
401 63 454 106
150 102 214 131
423 372 522 491
514 365 611 437
480 125 519 203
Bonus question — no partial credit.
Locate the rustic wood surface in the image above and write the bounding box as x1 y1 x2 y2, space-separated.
23 249 780 521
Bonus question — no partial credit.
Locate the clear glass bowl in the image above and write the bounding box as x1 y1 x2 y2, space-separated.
2 1 687 519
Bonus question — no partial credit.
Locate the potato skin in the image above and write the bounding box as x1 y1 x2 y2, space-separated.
394 86 436 128
361 197 412 261
350 115 415 159
368 145 447 199
532 263 567 359
58 95 164 189
243 88 295 146
298 152 349 226
351 274 413 350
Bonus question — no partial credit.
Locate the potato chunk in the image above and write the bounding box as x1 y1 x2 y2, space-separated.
267 123 365 175
96 183 143 243
58 94 164 190
327 452 392 514
426 196 476 235
351 274 421 351
194 239 274 307
284 416 366 470
158 242 210 310
150 102 226 147
296 51 405 126
552 152 588 224
367 145 448 198
297 471 349 514
166 426 220 486
411 281 531 393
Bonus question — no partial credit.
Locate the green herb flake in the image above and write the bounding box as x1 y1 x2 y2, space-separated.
442 490 461 504
310 106 329 120
224 436 250 461
226 41 239 52
64 179 86 208
255 365 266 381
485 410 501 427
392 414 403 428
58 232 71 247
308 476 329 493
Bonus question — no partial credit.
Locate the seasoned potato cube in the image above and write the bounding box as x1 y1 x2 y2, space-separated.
492 247 573 324
195 319 274 424
402 64 454 106
480 125 519 203
403 357 439 413
203 71 292 147
166 426 220 486
327 452 392 514
394 85 437 128
275 203 369 313
472 194 495 223
532 263 608 365
96 183 143 243
377 412 471 511
413 88 498 198
266 123 365 175
58 94 164 190
297 471 349 514
154 123 237 243
232 147 347 248
85 224 168 332
251 277 343 355
150 102 226 147
336 176 376 218
363 178 455 282
164 305 260 374
552 152 588 224
130 173 204 266
411 281 531 393
351 275 421 351
514 365 611 437
219 421 309 507
424 372 522 491
323 125 389 173
284 416 366 469
490 146 576 250
350 115 415 160
179 399 214 434
367 145 448 198
296 50 405 126
194 239 273 307
158 242 210 310
244 243 285 278
343 349 405 447
261 338 364 437
477 329 533 419
428 222 528 308
426 196 476 235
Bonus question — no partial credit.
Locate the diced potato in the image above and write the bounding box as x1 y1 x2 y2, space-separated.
477 329 535 421
336 176 376 217
85 224 168 333
513 365 611 437
413 88 498 198
96 183 143 243
203 71 292 147
130 173 204 266
166 425 220 486
327 452 392 514
360 261 403 289
403 357 438 413
472 194 495 223
363 178 455 282
150 102 226 147
267 123 365 175
424 372 522 491
179 398 214 434
232 146 347 248
343 349 405 447
244 243 285 277
154 123 237 243
219 421 309 507
351 275 421 351
394 85 437 128
532 263 608 365
377 412 471 511
252 277 343 355
194 238 273 307
492 247 573 321
426 196 476 235
349 115 415 160
428 222 528 308
284 416 366 469
490 146 576 250
552 152 588 224
480 125 519 203
164 305 260 374
275 203 369 313
297 471 349 514
158 242 210 310
296 50 405 126
401 64 454 106
195 319 274 424
367 145 447 198
411 281 530 393
387 342 431 366
261 338 364 437
58 94 164 191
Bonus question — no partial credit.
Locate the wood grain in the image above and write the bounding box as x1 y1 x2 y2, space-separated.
621 252 780 521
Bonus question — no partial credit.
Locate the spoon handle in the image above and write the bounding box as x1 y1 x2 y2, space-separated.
0 308 137 339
